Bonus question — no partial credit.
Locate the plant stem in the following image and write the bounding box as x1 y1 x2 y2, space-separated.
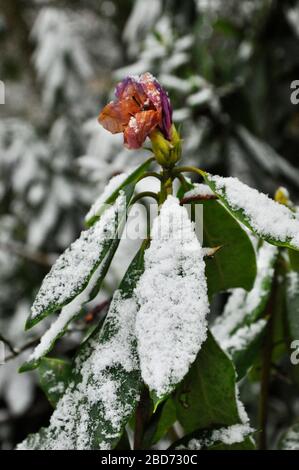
258 264 278 450
173 166 206 179
131 191 159 206
134 386 151 450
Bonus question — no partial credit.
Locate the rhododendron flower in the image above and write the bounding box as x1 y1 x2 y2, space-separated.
98 73 172 149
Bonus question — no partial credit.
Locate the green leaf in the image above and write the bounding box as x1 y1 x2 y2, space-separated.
170 425 255 450
174 331 242 434
85 158 153 227
143 398 177 447
38 357 72 407
17 242 149 450
26 186 134 330
212 242 277 378
278 423 299 450
202 173 299 252
201 199 256 297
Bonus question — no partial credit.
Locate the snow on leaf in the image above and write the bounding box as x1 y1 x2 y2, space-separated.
17 245 147 450
26 191 130 329
212 242 277 377
204 173 299 251
175 423 254 450
135 196 209 401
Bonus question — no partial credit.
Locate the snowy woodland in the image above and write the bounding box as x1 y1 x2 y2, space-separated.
1 0 299 451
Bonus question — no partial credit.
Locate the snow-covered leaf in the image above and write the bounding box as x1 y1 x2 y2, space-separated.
85 158 153 227
38 358 72 407
26 187 134 330
203 173 299 251
174 331 246 434
179 182 257 296
135 196 209 404
212 242 277 378
17 242 148 450
172 423 255 450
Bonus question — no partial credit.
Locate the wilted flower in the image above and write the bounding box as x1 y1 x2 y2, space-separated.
98 72 173 149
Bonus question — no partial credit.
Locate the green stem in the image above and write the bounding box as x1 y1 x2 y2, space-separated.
173 166 207 179
131 191 159 206
159 168 173 205
136 172 163 183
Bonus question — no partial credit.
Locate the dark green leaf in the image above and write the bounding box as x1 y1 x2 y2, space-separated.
143 398 177 447
175 331 242 434
38 357 72 407
202 199 256 297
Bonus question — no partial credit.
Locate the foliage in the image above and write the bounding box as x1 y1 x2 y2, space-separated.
1 0 299 452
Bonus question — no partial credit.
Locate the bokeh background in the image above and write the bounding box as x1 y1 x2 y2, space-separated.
1 0 299 449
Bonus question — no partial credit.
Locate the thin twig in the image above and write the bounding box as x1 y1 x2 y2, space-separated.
4 338 40 362
0 333 17 356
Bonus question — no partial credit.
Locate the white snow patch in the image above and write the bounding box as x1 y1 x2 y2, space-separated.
184 183 215 199
135 196 209 398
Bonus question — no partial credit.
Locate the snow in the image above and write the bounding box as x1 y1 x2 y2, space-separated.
280 426 299 450
184 183 215 199
212 242 277 351
32 8 92 109
220 319 266 353
135 196 209 398
27 259 107 363
287 271 299 298
177 423 253 450
17 290 141 450
30 193 126 321
209 174 299 249
85 173 128 223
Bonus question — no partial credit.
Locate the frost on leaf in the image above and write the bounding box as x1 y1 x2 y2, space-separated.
135 196 209 400
206 174 299 250
28 192 127 327
17 291 141 450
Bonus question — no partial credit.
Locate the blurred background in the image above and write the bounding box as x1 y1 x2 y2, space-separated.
1 0 299 450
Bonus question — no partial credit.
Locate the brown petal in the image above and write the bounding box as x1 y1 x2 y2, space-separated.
98 97 140 134
124 110 160 149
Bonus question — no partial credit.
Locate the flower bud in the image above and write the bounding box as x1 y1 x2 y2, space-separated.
150 125 182 168
274 187 292 207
